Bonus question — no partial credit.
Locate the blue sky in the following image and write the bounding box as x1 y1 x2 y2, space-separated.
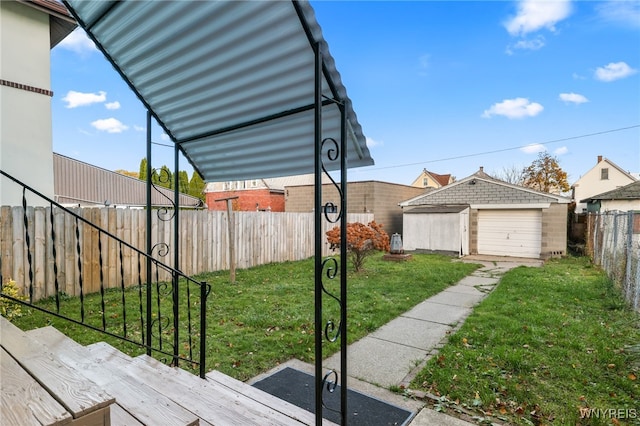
51 0 640 186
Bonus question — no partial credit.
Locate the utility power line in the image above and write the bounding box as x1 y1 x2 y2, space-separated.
367 124 640 171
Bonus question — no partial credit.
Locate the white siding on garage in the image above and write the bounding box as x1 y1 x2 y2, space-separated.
477 210 541 258
403 210 468 255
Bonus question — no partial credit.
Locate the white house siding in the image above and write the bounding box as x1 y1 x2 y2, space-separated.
0 1 54 207
601 200 640 212
477 209 542 258
573 158 636 214
403 207 469 255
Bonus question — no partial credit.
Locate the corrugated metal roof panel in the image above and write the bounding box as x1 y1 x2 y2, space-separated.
63 0 373 182
53 153 202 207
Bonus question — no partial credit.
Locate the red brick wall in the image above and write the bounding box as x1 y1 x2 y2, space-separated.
206 190 284 212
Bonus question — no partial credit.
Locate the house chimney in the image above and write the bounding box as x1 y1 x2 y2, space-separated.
597 155 602 163
479 166 484 172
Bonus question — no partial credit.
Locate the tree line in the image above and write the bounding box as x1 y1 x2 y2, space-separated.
492 152 570 194
136 157 206 201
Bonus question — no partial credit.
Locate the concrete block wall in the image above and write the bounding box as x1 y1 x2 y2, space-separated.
469 209 479 254
541 203 568 258
285 181 424 235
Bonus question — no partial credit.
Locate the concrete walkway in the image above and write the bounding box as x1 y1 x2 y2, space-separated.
321 255 543 425
252 255 543 425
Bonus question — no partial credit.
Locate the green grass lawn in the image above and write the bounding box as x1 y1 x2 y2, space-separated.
8 253 478 381
410 256 640 426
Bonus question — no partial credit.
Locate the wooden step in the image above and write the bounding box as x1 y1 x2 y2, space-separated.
206 370 337 426
0 317 114 425
27 326 199 426
86 342 323 426
1 347 72 426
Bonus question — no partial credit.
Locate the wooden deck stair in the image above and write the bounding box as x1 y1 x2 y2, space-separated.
1 318 336 425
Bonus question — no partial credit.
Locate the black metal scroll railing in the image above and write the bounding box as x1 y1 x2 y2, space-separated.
0 169 210 378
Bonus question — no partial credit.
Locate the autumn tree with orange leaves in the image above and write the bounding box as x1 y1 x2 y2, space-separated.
326 221 390 272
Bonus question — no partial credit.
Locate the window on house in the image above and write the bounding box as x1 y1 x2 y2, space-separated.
601 168 609 180
422 177 428 187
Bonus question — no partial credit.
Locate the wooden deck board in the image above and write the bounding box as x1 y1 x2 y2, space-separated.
206 370 338 426
26 327 199 426
1 348 72 426
0 317 114 420
86 342 310 426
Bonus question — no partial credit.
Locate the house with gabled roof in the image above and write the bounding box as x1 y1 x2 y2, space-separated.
400 167 570 259
410 168 454 189
204 174 333 212
572 155 637 213
580 180 640 213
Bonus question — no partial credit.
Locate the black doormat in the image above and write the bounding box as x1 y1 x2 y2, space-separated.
252 367 414 425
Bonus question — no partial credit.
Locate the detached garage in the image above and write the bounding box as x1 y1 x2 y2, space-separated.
399 168 570 259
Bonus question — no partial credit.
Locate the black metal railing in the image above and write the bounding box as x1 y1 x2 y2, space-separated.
0 170 210 377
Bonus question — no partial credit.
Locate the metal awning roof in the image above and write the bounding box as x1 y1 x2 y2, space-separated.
62 0 373 182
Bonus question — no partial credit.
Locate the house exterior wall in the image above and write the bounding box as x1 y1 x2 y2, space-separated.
600 199 640 212
206 189 284 212
285 181 424 235
573 158 636 213
0 1 54 207
541 203 567 257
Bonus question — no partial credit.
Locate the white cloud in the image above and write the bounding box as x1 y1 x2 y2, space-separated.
554 146 568 155
91 118 128 134
596 1 640 29
504 0 572 36
366 137 383 148
559 92 589 104
506 35 545 54
57 28 97 55
160 133 170 141
105 101 121 110
134 125 145 132
482 97 544 119
520 143 546 154
594 62 638 82
62 90 106 108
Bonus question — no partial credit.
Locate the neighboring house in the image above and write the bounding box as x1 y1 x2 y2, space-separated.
400 167 570 259
0 0 76 206
285 180 425 235
54 153 202 208
410 169 454 189
580 180 640 213
572 155 637 213
204 174 331 212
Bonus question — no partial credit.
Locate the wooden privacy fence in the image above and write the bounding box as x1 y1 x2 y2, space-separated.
0 206 373 302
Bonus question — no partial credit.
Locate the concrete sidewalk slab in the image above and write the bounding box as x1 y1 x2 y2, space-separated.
403 301 469 326
443 283 490 296
324 337 426 388
371 317 451 350
425 290 485 308
410 408 476 426
456 275 499 287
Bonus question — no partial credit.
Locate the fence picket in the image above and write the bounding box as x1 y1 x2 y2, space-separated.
1 207 373 302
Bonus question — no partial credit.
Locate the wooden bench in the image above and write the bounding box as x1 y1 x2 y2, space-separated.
0 316 114 425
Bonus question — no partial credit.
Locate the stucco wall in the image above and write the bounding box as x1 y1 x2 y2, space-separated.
0 1 54 206
285 181 424 235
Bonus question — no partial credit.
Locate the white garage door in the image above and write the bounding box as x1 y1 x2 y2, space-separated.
477 210 541 258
